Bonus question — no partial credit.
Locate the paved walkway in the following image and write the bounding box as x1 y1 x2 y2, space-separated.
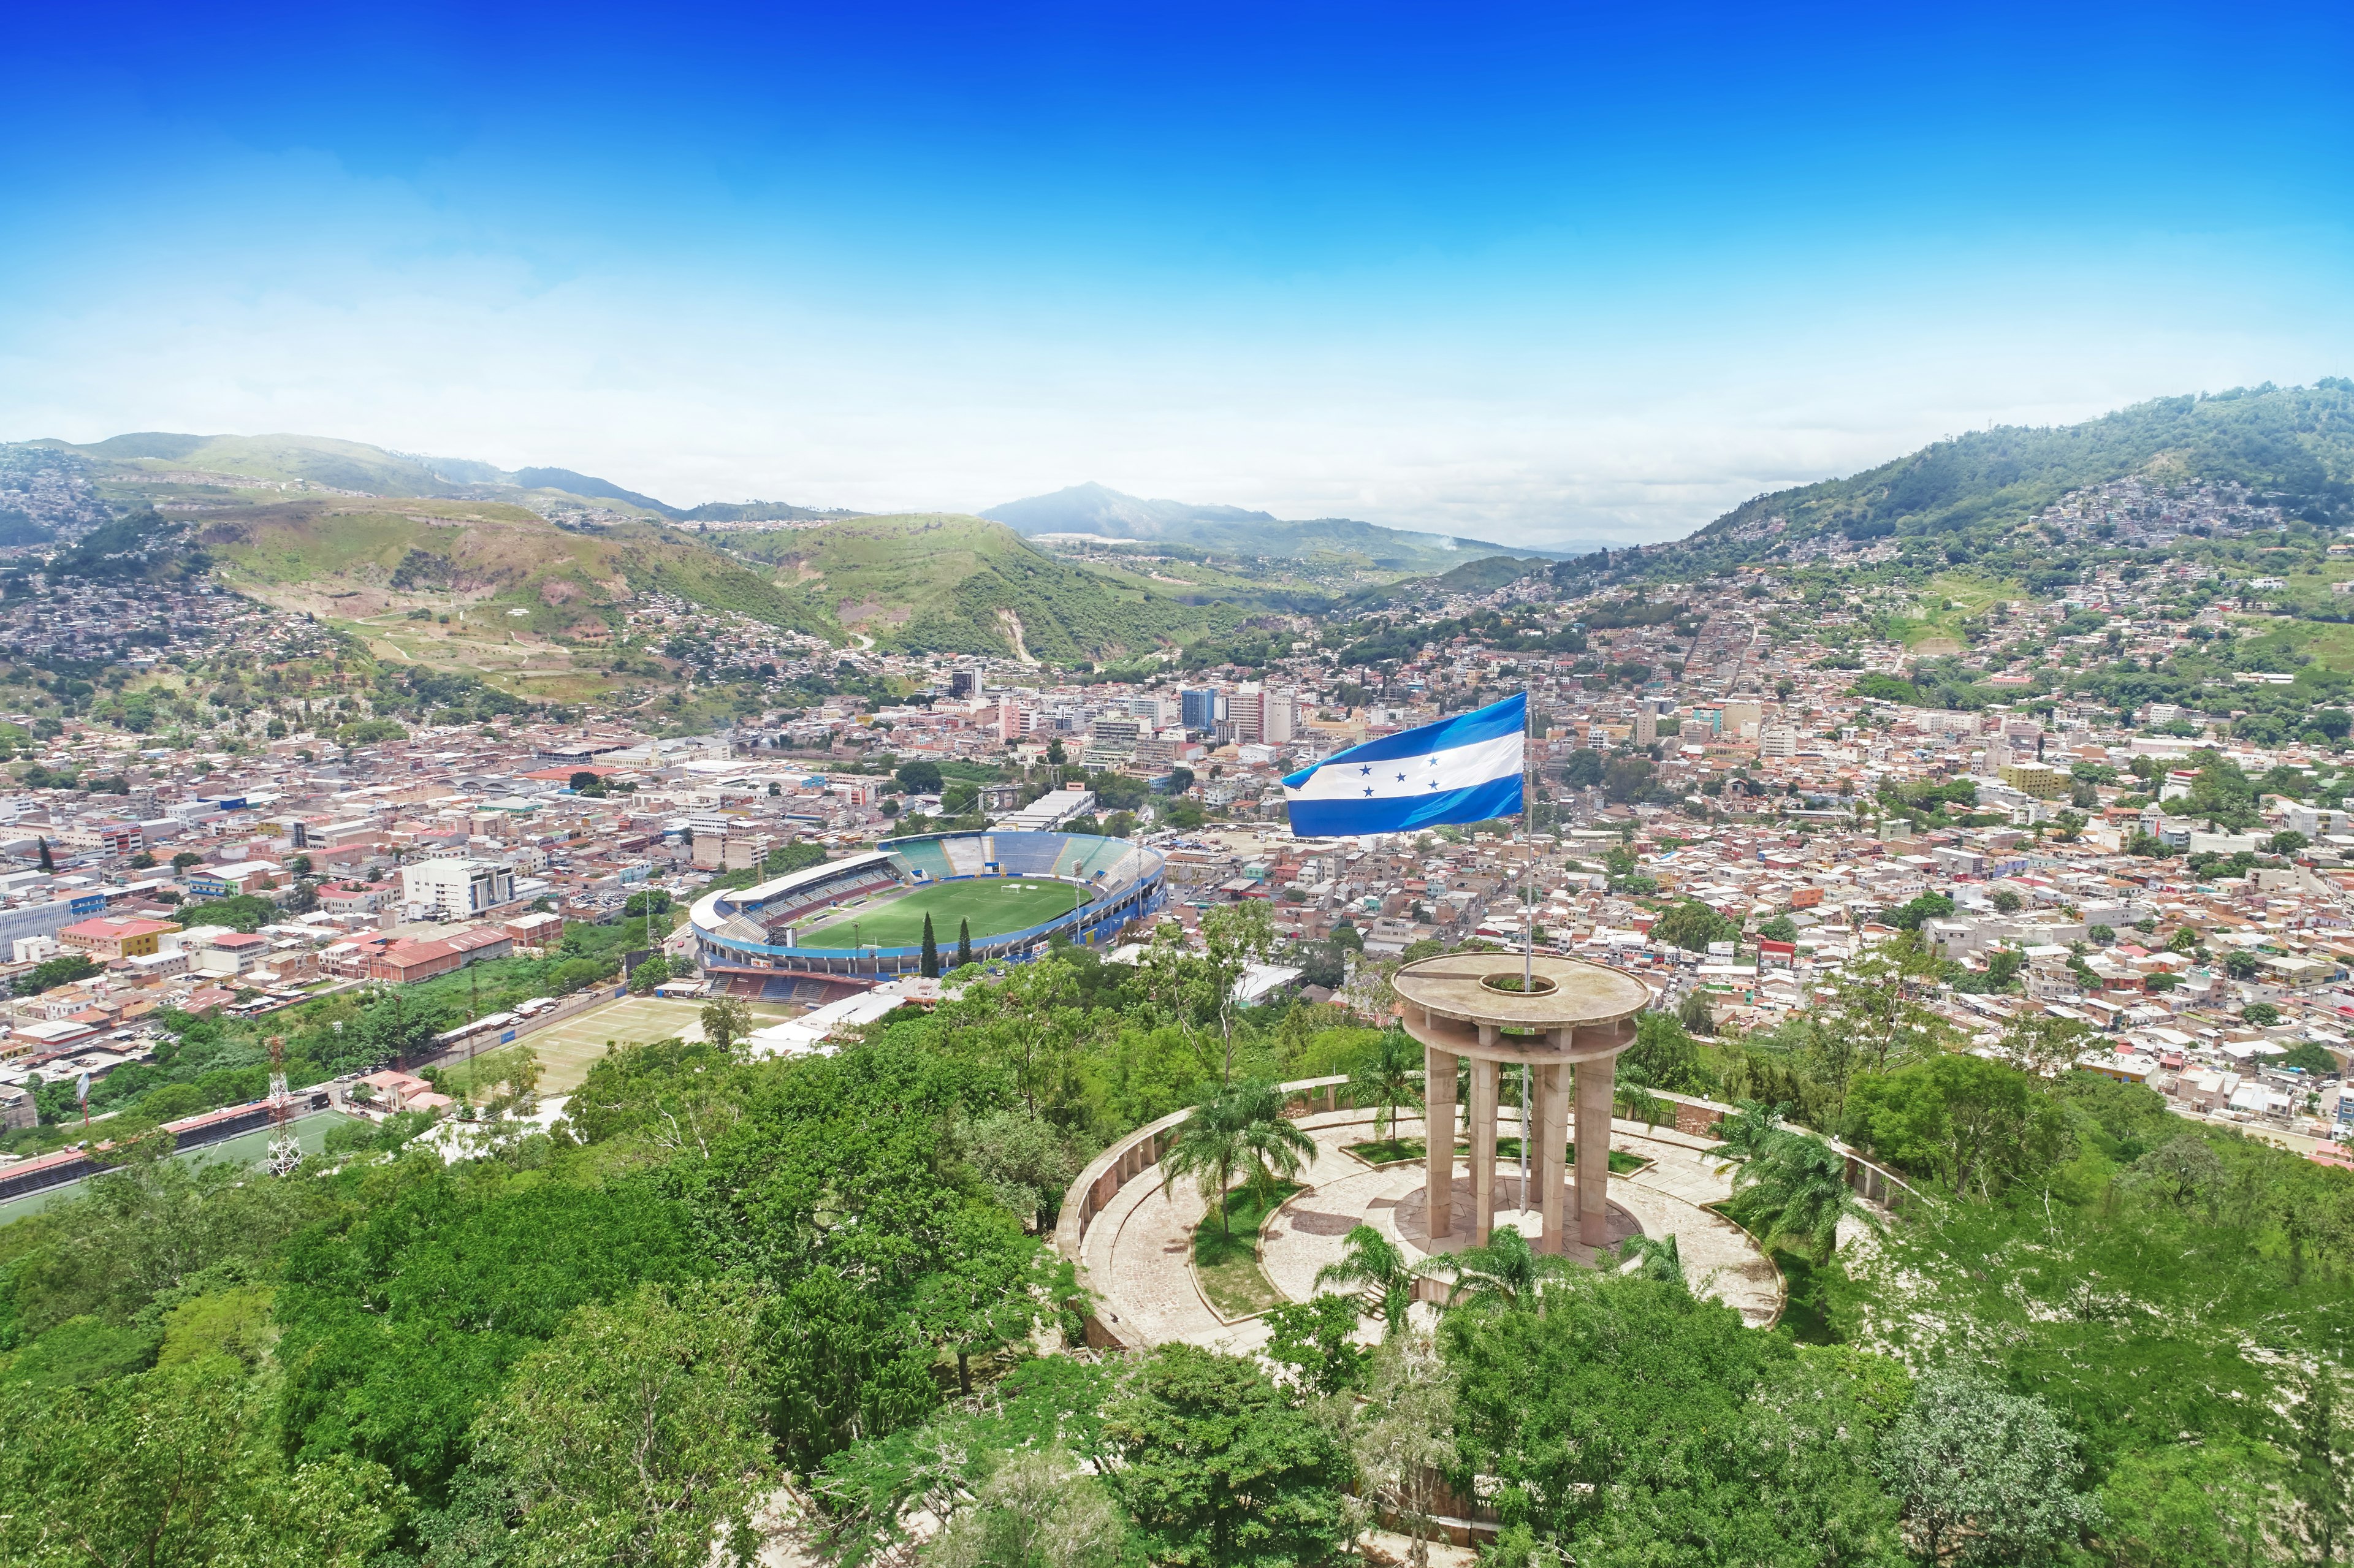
1088 1107 1788 1345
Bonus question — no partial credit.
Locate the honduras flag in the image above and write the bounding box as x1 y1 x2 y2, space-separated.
1282 692 1526 839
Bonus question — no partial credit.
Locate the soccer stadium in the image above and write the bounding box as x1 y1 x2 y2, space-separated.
688 830 1168 1000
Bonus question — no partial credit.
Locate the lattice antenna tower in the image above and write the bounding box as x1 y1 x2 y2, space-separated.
266 1033 302 1176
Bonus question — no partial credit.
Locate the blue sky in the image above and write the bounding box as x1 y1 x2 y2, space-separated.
2 2 2349 544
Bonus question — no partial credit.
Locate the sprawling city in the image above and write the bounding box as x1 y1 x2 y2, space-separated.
4 5 2351 1566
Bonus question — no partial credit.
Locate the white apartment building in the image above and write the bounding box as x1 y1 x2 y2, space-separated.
400 857 518 919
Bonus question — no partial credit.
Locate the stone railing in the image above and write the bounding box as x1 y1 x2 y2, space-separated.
1647 1087 1930 1213
1053 1074 1352 1347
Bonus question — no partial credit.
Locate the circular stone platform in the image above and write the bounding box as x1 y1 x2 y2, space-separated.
1084 1107 1788 1353
1395 1174 1644 1263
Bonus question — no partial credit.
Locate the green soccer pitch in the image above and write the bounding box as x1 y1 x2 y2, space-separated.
796 877 1086 950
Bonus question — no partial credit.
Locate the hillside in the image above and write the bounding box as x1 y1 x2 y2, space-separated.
1674 379 2354 573
716 513 1238 661
985 481 1588 572
196 498 833 643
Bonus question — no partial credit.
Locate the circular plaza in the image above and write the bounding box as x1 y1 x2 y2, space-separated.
1058 953 1840 1354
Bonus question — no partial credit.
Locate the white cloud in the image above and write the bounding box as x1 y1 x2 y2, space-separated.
3 197 2347 548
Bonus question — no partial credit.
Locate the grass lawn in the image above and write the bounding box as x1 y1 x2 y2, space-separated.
797 877 1084 949
1192 1181 1301 1319
435 995 795 1099
1880 569 2024 649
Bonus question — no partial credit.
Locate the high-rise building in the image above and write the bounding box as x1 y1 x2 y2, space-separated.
1232 684 1296 746
948 671 978 699
1180 688 1219 732
1632 708 1657 745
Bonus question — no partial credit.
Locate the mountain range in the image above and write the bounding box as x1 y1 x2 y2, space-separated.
7 380 2352 677
983 480 1600 573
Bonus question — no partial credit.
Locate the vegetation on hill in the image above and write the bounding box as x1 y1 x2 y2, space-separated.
718 513 1239 660
1680 380 2354 571
197 500 832 641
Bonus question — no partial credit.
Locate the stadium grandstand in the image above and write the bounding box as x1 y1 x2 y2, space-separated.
688 831 1168 1002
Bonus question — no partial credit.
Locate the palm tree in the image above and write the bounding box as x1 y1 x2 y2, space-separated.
1160 1082 1315 1235
1617 1232 1685 1285
1726 1132 1883 1265
1708 1098 1787 1178
1352 1026 1425 1144
1434 1224 1582 1312
1229 1079 1317 1214
1315 1223 1419 1336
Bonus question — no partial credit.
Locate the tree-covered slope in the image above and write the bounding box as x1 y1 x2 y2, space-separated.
720 513 1238 660
1683 379 2354 566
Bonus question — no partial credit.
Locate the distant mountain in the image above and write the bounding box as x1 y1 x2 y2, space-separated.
508 466 677 516
677 500 866 525
17 431 846 525
983 482 1594 572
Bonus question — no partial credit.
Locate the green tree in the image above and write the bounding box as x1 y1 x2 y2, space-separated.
1875 1369 2103 1567
956 917 973 968
1350 1026 1424 1141
1651 899 1736 953
699 994 755 1054
913 1203 1058 1395
1757 913 1799 943
1726 1130 1883 1265
1445 1271 1903 1559
928 1447 1126 1568
921 912 940 978
1991 888 2024 914
1261 1293 1368 1397
895 759 945 796
468 1279 777 1568
0 1357 400 1567
1102 1344 1352 1568
1312 1223 1419 1337
1433 1224 1580 1312
630 952 672 994
1160 1082 1315 1233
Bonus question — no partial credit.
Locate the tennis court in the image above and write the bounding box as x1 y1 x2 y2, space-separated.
796 877 1084 950
439 995 799 1098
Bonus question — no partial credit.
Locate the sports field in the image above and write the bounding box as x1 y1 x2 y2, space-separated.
797 877 1084 950
437 995 798 1098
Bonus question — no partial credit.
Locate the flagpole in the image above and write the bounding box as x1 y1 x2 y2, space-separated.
1521 687 1532 1213
1522 686 1533 994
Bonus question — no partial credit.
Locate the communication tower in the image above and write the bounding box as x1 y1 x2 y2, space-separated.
266 1034 302 1176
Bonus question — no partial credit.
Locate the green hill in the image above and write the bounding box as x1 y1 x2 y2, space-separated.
718 514 1240 661
1675 380 2354 571
197 498 832 642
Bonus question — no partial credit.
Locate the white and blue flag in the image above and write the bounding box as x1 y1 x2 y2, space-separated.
1281 692 1526 839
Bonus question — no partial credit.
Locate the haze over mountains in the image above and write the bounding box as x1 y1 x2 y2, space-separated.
983 481 1601 571
6 381 2352 668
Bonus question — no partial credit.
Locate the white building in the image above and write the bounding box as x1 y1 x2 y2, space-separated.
400 857 518 919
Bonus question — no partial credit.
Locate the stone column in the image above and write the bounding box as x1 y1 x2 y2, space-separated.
1468 1057 1499 1244
1534 1062 1569 1252
1574 1053 1616 1247
1424 1043 1457 1238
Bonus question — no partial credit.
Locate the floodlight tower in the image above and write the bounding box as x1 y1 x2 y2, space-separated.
265 1033 302 1176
